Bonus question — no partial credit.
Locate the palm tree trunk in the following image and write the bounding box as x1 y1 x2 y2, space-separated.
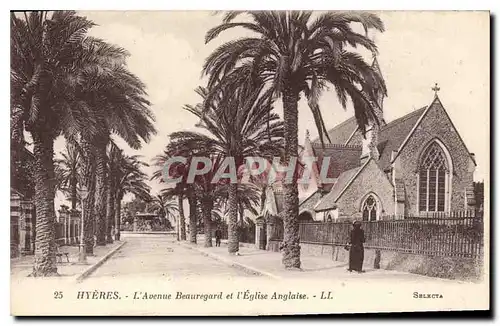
175 216 180 241
178 194 186 240
106 175 115 244
30 129 58 277
81 139 96 255
70 175 77 211
227 183 239 253
202 197 213 247
239 204 244 227
239 204 245 242
94 142 108 246
188 191 197 244
281 86 301 269
114 192 122 241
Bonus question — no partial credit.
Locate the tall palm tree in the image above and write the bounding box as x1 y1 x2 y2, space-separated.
11 11 128 276
77 59 156 246
111 153 151 240
152 140 201 243
55 142 81 211
184 83 283 253
203 11 386 268
155 134 222 248
105 141 121 243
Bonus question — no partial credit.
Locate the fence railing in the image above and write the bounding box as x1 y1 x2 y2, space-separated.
271 216 483 259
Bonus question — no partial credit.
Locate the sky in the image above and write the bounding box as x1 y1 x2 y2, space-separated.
52 11 490 207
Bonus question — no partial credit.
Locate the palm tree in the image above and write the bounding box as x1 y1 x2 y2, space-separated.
76 58 156 246
183 83 283 253
111 153 151 240
105 141 121 243
159 187 186 240
203 11 386 268
155 134 222 248
218 183 261 224
195 156 222 248
55 142 81 211
11 11 129 276
152 140 201 243
148 193 179 230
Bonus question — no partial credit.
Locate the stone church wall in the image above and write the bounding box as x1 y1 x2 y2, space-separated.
397 100 475 215
335 160 395 219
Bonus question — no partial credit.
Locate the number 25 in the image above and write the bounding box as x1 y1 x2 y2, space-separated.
54 291 63 299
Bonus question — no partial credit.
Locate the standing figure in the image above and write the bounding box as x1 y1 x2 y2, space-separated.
215 227 222 247
348 221 365 273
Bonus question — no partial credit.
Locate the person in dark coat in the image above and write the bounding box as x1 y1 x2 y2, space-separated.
215 228 222 247
348 221 365 273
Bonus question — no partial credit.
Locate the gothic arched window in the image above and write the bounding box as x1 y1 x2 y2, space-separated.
418 142 450 212
362 195 378 221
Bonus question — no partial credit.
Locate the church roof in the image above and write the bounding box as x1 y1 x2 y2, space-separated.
314 164 364 212
311 106 428 172
377 106 428 171
312 117 359 145
309 142 362 191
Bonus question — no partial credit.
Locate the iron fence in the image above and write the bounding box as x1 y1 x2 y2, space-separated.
271 213 484 258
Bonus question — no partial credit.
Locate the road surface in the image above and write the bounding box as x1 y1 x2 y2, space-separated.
87 233 258 281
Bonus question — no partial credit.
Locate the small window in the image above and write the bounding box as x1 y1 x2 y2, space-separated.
362 195 378 221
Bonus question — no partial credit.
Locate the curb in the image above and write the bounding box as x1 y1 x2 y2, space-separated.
75 241 126 283
179 242 281 280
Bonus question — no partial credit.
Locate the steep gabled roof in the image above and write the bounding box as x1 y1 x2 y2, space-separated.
376 106 427 171
310 106 426 175
311 96 471 175
390 97 477 166
312 117 359 145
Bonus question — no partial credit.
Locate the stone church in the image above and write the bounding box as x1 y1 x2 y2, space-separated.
295 59 477 222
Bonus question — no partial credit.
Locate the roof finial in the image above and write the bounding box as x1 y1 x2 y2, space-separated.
432 82 440 98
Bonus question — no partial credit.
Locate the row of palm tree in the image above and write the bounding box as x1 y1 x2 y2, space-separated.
11 11 156 276
152 79 284 251
12 10 387 273
156 11 386 268
56 141 152 239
